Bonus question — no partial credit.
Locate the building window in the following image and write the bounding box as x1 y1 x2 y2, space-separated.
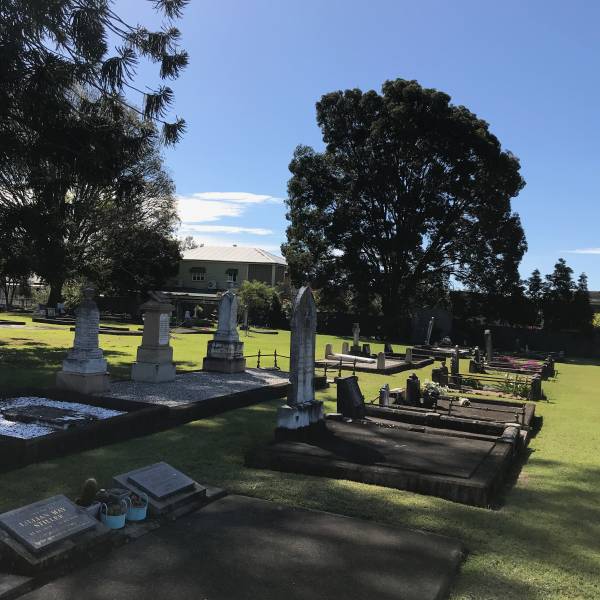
226 268 238 283
190 267 206 282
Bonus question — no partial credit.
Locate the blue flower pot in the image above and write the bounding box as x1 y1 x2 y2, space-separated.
100 501 128 529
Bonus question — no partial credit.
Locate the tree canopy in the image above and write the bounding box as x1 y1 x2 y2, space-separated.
283 79 527 330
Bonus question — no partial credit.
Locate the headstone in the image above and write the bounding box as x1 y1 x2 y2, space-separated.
341 341 350 354
376 352 386 370
384 343 394 354
450 346 459 375
379 383 390 406
325 343 333 358
114 462 215 516
351 322 360 353
425 317 435 345
529 375 543 401
473 346 481 363
46 307 56 318
405 373 421 406
484 329 493 363
203 289 246 373
405 347 413 364
0 495 98 555
56 287 109 394
131 292 177 383
336 376 365 418
276 286 324 431
362 343 371 356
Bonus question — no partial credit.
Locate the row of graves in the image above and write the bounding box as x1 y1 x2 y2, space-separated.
247 291 540 510
0 287 469 600
318 322 435 374
0 288 328 471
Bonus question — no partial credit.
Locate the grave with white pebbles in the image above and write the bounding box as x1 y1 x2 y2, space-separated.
0 398 124 439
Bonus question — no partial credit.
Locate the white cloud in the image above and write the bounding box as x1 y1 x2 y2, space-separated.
566 248 600 255
187 192 281 204
177 196 245 223
180 224 273 236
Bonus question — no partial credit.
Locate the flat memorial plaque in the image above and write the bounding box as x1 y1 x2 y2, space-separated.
127 462 195 501
0 495 96 554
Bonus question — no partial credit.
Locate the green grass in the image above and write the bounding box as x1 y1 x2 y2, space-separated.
0 314 599 599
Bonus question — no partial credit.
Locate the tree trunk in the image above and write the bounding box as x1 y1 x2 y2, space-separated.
47 278 65 307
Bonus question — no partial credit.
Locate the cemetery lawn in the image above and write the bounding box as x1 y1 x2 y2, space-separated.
1 314 599 599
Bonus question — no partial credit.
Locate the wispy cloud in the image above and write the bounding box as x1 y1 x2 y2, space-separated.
180 224 273 235
188 192 281 204
566 248 600 255
176 191 281 224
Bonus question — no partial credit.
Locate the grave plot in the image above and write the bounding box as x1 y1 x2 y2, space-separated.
16 495 465 600
105 368 328 424
0 390 167 471
247 418 516 507
316 355 433 375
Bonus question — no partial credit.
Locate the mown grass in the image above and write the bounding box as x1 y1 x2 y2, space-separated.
0 313 599 599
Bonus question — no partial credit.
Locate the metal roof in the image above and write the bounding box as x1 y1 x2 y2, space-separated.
182 246 287 265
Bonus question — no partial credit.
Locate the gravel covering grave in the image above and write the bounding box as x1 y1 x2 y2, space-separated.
105 368 289 407
0 397 124 439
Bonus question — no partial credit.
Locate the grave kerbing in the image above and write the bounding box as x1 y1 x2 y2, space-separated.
56 287 109 394
131 292 176 383
276 286 324 432
202 289 246 373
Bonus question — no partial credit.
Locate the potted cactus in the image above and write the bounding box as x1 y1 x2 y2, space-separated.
75 478 101 519
100 498 129 530
126 492 148 522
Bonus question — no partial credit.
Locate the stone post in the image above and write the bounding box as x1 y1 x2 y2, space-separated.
203 289 246 373
376 352 386 370
276 286 324 432
56 287 109 394
379 383 390 406
131 292 176 383
484 329 493 363
425 317 435 345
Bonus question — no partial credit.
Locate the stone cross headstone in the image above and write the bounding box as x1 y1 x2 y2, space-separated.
277 286 323 431
425 317 435 345
351 322 361 353
131 292 176 383
484 329 493 363
203 290 246 373
56 287 109 394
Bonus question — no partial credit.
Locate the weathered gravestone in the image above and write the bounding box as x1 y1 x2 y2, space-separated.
114 462 220 516
203 289 246 373
425 317 435 345
376 352 386 370
379 383 390 406
56 287 109 394
405 373 421 406
341 341 350 354
529 374 543 401
484 329 493 363
276 286 324 433
431 362 449 386
0 495 108 574
405 347 413 364
131 293 177 383
336 376 365 419
324 343 333 358
362 343 371 356
450 345 460 375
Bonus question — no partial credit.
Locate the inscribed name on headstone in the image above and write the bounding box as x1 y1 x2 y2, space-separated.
158 313 170 345
126 462 195 501
0 495 96 554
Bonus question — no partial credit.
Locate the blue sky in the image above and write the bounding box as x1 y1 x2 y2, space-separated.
116 0 600 287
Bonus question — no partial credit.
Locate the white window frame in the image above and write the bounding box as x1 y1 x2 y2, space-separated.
192 271 205 282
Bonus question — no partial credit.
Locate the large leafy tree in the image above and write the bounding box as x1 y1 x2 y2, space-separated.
283 79 527 331
0 1 188 304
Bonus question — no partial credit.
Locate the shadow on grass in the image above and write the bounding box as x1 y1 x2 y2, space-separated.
0 397 597 599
